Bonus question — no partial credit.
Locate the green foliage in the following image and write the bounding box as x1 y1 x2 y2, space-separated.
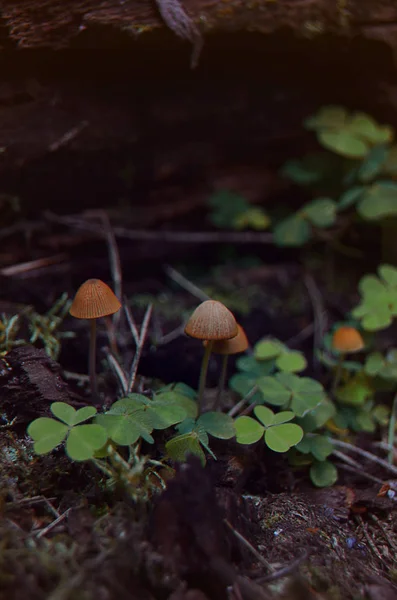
27 403 107 461
352 264 397 331
273 198 338 247
207 190 270 230
310 460 338 487
96 392 196 446
235 406 303 452
276 106 397 247
0 294 73 359
166 412 235 464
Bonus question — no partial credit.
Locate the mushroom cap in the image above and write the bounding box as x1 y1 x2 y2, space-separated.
70 278 121 319
184 300 238 341
204 324 249 355
331 326 364 353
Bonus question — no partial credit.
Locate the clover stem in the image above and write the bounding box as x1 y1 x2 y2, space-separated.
89 318 99 402
216 355 229 410
332 352 345 396
388 392 397 464
198 340 213 414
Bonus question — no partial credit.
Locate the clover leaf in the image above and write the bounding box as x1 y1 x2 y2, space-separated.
352 264 397 331
357 181 397 220
273 214 311 247
28 402 107 461
235 406 303 452
302 198 337 228
310 460 338 487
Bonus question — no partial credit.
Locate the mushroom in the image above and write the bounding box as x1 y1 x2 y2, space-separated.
185 299 238 413
331 326 364 354
331 325 364 394
70 278 121 401
204 323 249 408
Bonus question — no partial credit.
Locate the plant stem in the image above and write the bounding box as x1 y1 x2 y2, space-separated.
198 340 213 414
215 355 229 410
89 318 98 402
388 391 397 464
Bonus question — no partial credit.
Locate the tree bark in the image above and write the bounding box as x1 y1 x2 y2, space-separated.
1 1 397 58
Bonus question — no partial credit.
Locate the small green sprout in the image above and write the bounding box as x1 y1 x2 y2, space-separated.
235 406 303 452
27 402 107 461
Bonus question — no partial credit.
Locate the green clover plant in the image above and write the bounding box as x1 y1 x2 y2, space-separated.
276 106 397 247
235 406 303 452
27 402 107 461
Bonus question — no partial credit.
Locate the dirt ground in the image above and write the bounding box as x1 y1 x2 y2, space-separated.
0 209 397 600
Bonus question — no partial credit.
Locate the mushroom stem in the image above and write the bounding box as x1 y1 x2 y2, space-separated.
89 318 99 402
198 340 213 414
215 355 229 410
332 352 345 396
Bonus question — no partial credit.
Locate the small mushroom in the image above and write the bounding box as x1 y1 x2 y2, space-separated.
185 299 238 413
70 278 121 401
331 326 364 353
204 324 249 408
331 325 364 394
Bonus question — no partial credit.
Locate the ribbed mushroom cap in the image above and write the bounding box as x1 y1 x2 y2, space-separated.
331 326 364 353
184 300 238 341
204 324 249 355
69 279 121 319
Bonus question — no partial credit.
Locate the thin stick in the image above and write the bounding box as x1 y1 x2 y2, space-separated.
198 340 213 414
123 301 140 346
44 212 274 244
0 254 68 276
224 519 274 573
335 461 384 485
36 509 71 539
255 551 308 583
304 273 328 372
332 439 397 477
89 319 98 401
388 392 397 464
228 385 258 418
98 210 123 323
127 304 153 392
164 264 210 301
106 351 128 396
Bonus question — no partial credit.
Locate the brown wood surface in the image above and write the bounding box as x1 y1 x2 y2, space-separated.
1 0 397 53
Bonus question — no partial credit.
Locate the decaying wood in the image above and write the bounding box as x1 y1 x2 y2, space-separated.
0 345 85 421
1 0 397 56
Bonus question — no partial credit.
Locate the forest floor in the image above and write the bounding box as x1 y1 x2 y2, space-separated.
1 199 397 600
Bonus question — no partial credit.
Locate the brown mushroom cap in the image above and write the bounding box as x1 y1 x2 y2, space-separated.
204 324 249 355
184 300 238 341
331 326 364 353
69 278 121 319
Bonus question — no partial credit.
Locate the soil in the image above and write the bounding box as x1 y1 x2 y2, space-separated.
0 210 397 600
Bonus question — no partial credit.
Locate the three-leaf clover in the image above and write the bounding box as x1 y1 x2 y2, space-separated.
235 406 303 452
352 264 397 331
27 402 107 461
